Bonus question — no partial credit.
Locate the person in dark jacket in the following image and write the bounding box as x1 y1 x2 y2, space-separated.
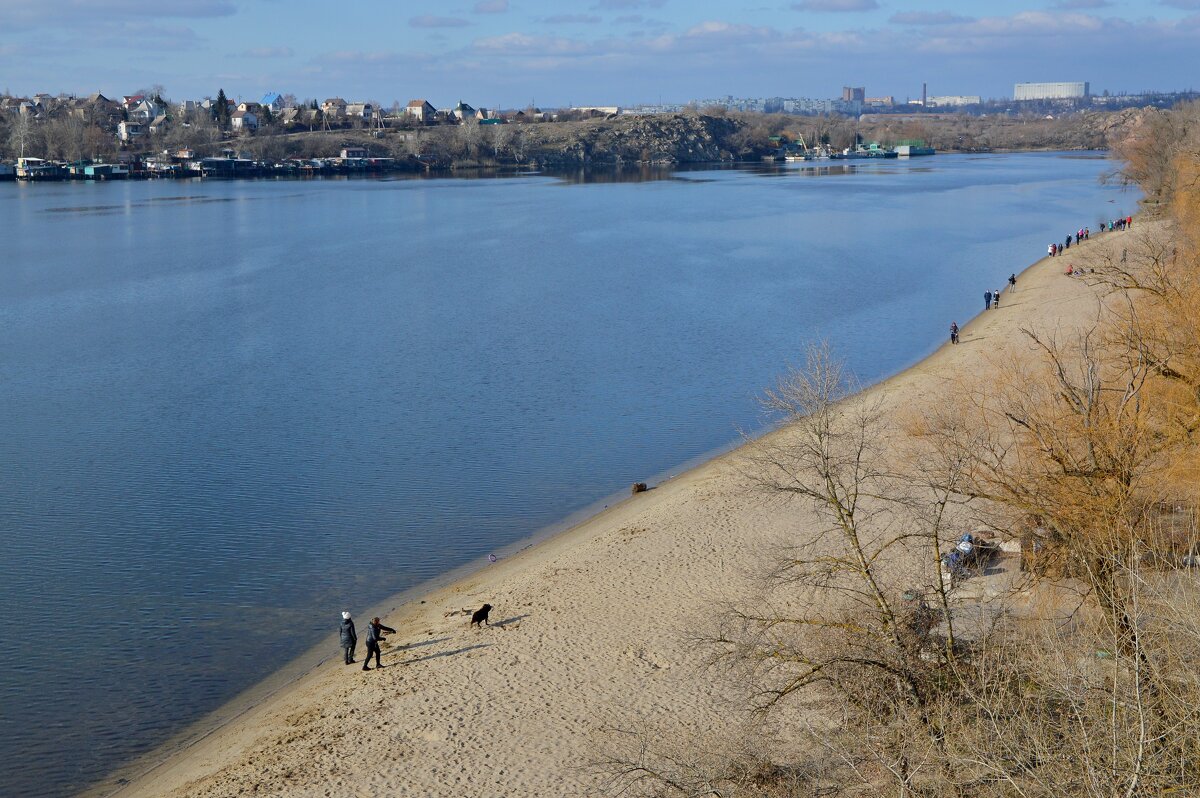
362 616 395 671
340 611 358 665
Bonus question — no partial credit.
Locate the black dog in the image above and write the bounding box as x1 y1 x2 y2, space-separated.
470 603 493 628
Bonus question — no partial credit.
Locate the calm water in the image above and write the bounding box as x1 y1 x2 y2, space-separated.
0 154 1131 796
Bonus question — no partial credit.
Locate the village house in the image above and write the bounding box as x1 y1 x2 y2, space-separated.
340 147 368 159
117 120 145 142
230 109 259 132
128 99 164 123
404 99 436 124
70 93 123 125
451 101 476 121
345 102 374 121
321 98 347 118
237 101 261 114
260 92 285 113
149 115 169 136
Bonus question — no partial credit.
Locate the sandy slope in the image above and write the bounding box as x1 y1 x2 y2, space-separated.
95 224 1139 798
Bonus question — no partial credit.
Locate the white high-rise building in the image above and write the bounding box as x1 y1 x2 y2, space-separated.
1014 82 1089 100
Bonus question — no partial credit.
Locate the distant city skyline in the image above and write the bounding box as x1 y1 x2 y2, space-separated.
2 0 1197 107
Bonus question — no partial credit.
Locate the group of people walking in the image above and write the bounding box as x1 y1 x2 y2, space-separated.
1048 216 1131 258
952 273 1016 345
340 611 396 671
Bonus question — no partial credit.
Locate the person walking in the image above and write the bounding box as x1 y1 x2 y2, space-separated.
340 611 358 665
1049 243 1056 257
362 616 395 671
984 290 992 311
949 321 959 345
1008 273 1017 291
993 289 1001 308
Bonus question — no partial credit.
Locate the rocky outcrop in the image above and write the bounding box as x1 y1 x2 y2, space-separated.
505 114 742 167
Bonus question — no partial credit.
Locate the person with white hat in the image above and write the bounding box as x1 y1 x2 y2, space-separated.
339 611 358 665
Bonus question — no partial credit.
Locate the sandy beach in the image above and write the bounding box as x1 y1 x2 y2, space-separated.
92 223 1137 798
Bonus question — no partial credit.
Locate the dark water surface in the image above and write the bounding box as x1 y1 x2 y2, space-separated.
0 154 1131 796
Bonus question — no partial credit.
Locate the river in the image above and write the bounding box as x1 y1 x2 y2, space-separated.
0 153 1132 796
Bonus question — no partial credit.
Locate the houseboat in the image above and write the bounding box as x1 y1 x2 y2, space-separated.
894 141 936 157
16 157 68 180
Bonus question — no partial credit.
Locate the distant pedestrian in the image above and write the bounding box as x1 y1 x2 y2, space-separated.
362 616 395 671
340 611 358 665
1127 215 1133 229
1064 235 1071 250
1008 273 1017 291
984 290 992 310
950 321 959 345
993 289 1001 308
1049 243 1056 257
1122 248 1128 264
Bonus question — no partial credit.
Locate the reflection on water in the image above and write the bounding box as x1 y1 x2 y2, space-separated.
0 154 1129 797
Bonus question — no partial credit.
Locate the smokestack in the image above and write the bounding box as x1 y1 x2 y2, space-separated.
922 83 927 107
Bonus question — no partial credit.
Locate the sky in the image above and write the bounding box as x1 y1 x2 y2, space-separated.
1 0 1197 107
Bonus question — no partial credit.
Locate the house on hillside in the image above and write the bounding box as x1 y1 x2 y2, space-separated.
117 120 145 142
346 102 374 121
451 101 476 121
341 147 368 159
231 109 259 131
404 99 436 124
322 98 348 118
149 115 169 136
261 92 285 112
129 99 164 122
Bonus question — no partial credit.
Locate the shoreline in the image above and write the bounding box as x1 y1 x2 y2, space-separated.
88 223 1136 798
85 434 753 798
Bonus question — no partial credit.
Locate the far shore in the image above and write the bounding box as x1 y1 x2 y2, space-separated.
90 220 1140 798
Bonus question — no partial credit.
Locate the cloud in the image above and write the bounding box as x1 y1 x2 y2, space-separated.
1160 0 1200 8
543 14 603 23
1050 0 1111 7
590 0 666 9
409 15 471 27
473 32 596 55
241 46 293 58
890 10 973 24
0 0 235 25
791 0 878 10
472 0 509 12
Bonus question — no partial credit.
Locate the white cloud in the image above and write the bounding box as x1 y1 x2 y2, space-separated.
543 14 603 23
890 10 973 25
473 0 509 13
791 0 879 11
1050 0 1112 8
591 0 666 9
409 15 472 28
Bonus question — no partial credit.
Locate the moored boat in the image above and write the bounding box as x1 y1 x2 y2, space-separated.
16 157 68 181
